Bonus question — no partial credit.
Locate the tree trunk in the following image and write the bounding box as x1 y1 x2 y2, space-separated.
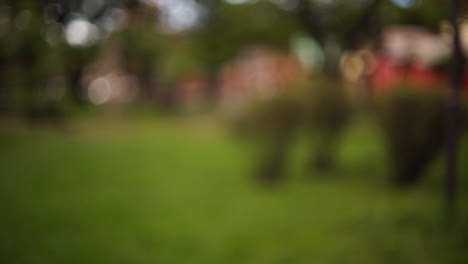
206 68 220 102
258 130 293 184
445 0 464 209
68 67 86 105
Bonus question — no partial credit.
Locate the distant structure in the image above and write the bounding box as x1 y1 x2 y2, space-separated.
370 25 451 92
341 23 468 96
218 47 307 109
80 42 141 106
170 47 308 109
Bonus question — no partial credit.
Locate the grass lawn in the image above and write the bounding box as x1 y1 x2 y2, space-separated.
0 113 467 264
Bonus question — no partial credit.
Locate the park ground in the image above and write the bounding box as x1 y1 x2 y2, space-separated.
1 112 468 264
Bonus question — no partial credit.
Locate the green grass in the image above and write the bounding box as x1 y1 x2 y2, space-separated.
0 113 467 264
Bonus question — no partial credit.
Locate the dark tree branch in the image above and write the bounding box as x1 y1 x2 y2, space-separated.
343 0 384 50
295 0 325 45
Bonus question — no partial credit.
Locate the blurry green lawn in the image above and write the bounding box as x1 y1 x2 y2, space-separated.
0 113 467 264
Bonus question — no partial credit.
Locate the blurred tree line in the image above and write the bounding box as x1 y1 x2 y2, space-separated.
0 0 455 113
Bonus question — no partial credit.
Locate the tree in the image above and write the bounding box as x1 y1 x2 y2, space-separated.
0 0 65 119
44 0 141 104
113 1 163 103
194 0 301 99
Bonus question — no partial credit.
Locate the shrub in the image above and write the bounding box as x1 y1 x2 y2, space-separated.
301 78 351 171
375 85 446 185
233 90 302 183
233 78 351 183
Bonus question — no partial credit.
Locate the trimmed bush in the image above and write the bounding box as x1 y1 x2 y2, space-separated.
301 78 351 171
376 85 446 185
233 90 302 183
233 78 351 183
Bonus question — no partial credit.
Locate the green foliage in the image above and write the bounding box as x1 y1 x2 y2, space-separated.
379 0 449 31
301 78 350 136
195 1 301 70
235 78 350 140
160 37 201 83
117 27 162 73
234 78 351 181
0 4 67 115
113 24 163 99
233 93 300 142
60 43 101 90
232 87 303 182
308 0 378 41
376 85 446 185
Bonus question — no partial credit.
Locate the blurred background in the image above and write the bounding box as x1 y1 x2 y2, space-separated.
1 0 468 263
